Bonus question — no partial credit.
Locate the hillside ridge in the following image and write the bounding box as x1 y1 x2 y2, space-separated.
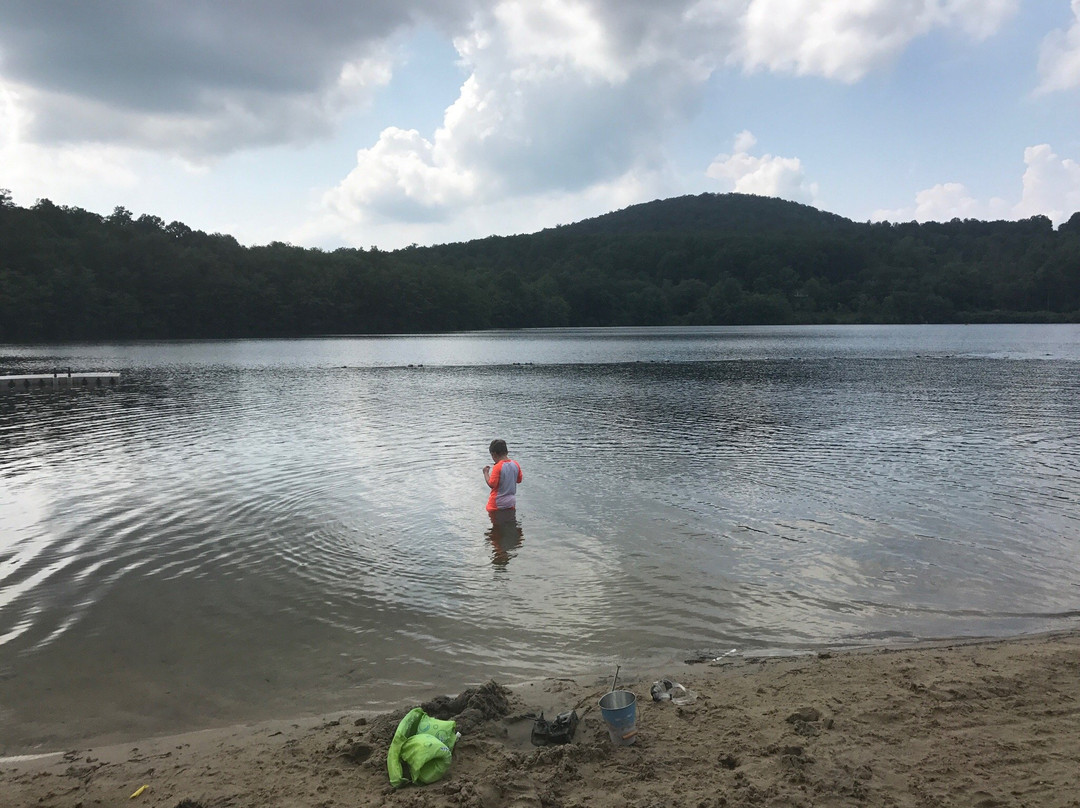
547 192 855 238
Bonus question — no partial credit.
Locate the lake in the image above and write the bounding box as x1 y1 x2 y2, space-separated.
1 324 1079 751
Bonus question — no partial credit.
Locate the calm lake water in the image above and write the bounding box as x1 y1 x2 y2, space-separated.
2 325 1079 751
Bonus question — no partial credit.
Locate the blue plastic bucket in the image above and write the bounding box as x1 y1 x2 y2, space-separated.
598 690 637 745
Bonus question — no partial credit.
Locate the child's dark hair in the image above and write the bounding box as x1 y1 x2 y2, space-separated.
489 439 508 456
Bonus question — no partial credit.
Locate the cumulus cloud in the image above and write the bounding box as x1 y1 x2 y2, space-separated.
14 59 394 159
735 0 1018 82
492 0 628 83
1014 144 1080 222
0 79 140 203
1036 0 1080 94
0 0 1019 159
0 0 432 156
872 144 1080 225
705 131 819 204
306 166 664 248
872 182 1008 223
0 0 1025 242
324 125 478 223
323 0 708 226
320 0 1018 230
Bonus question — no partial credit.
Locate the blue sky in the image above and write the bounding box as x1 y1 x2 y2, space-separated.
1 1 1078 250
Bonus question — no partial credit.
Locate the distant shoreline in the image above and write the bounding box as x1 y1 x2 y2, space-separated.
4 193 1079 342
3 320 1080 349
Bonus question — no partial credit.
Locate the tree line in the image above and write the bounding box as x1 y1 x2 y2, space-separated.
1 190 1078 342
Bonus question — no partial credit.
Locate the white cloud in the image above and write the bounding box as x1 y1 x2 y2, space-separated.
705 131 819 204
305 166 668 249
1014 144 1080 222
0 0 1035 248
0 0 1021 160
319 0 1021 234
732 129 757 153
493 0 627 83
0 79 140 204
872 144 1079 225
321 1 704 229
735 0 1018 82
324 125 478 224
1036 0 1080 94
872 182 1008 222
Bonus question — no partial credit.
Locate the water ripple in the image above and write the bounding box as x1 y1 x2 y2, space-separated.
2 329 1080 749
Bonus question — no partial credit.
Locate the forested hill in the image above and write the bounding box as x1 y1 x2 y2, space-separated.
1 190 1078 341
554 193 856 236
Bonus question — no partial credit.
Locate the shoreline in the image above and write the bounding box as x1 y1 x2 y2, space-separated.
3 629 1079 807
0 631 1046 760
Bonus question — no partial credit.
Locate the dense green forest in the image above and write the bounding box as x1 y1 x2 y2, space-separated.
1 189 1078 341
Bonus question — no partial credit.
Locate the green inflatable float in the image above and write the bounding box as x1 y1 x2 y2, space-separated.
386 707 459 788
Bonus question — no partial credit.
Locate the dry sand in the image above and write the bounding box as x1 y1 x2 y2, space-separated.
2 631 1078 808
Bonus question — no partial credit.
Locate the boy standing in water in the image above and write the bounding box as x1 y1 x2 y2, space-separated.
482 439 523 513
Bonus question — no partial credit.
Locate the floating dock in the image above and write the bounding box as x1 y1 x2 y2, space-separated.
1 372 121 393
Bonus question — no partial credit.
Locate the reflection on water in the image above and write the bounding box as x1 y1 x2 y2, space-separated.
1 324 1079 751
487 509 525 568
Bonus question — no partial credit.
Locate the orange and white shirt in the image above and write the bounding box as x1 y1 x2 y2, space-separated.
486 459 523 512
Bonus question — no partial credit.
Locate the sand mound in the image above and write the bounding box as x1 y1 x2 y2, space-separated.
422 680 515 733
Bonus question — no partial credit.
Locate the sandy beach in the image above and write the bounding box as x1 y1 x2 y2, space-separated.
2 631 1078 808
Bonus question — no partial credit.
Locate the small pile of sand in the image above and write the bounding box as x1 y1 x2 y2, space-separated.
421 680 515 733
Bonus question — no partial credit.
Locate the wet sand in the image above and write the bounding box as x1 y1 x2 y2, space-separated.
2 631 1078 808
